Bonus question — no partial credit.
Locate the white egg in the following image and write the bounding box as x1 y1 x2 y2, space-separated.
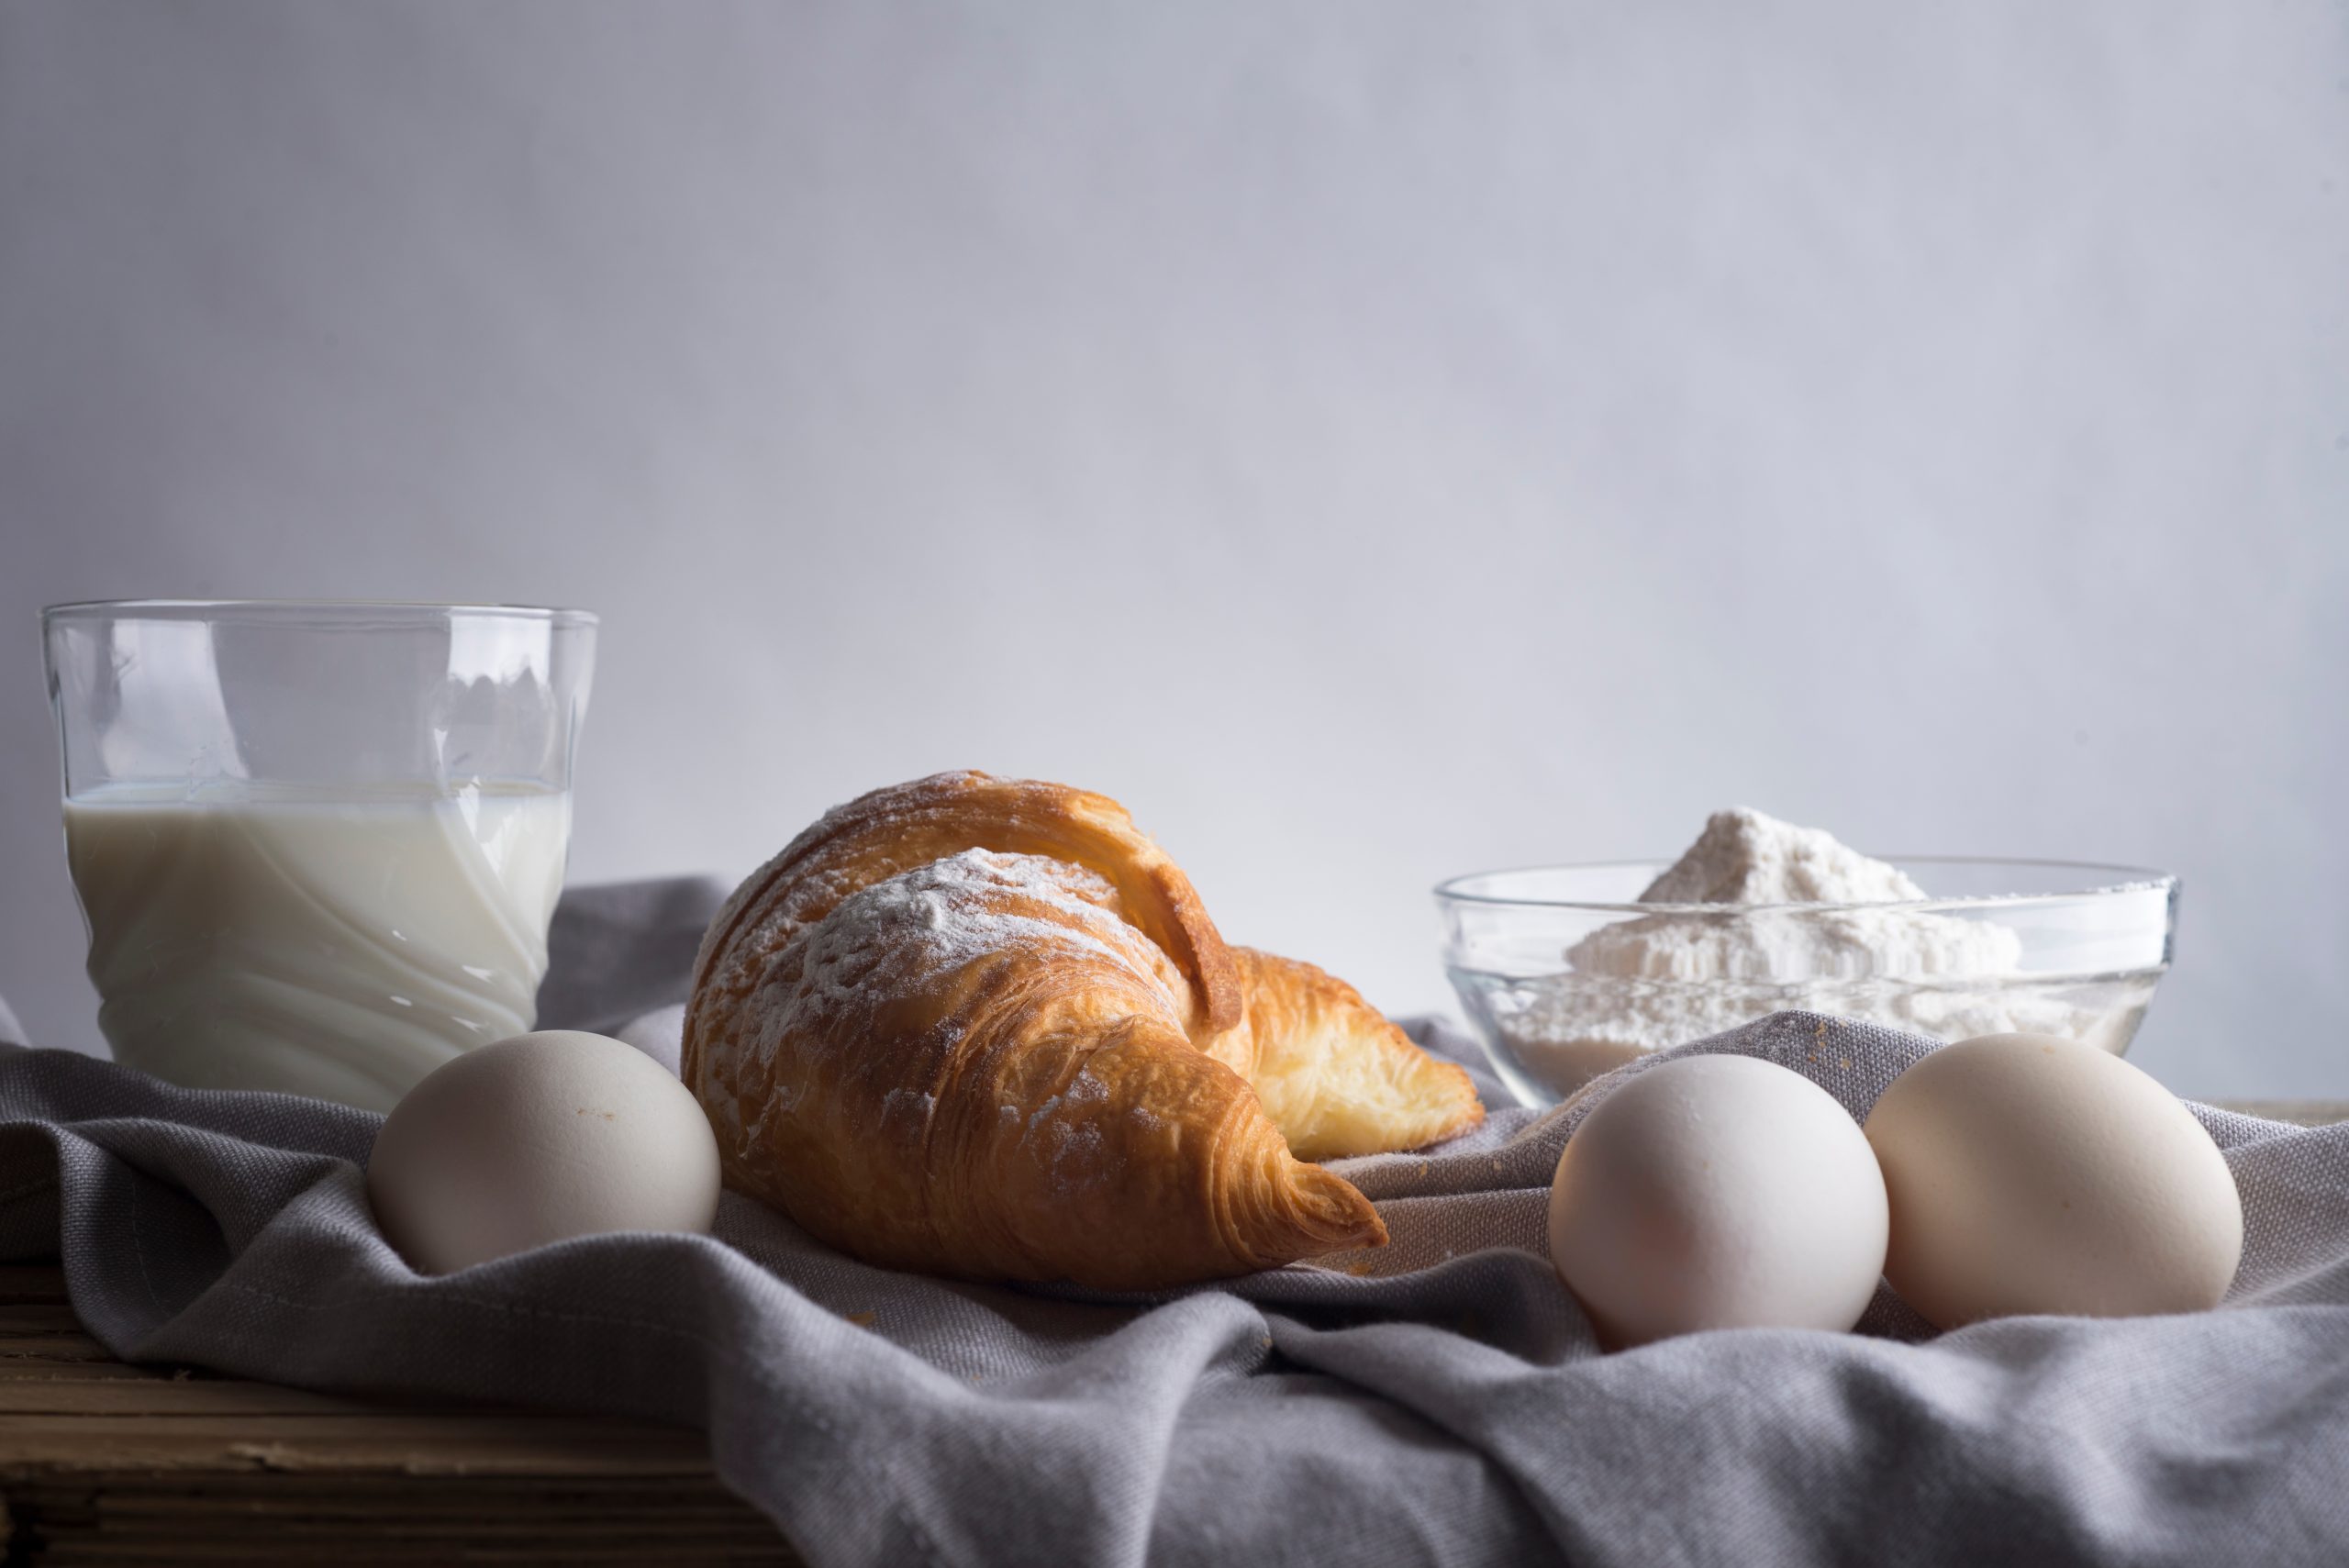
366 1029 721 1274
1865 1032 2242 1329
1547 1055 1889 1349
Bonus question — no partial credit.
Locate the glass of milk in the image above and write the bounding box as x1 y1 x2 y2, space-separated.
42 601 596 1111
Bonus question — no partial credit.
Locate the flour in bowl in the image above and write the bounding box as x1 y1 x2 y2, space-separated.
1497 808 2128 1093
1632 808 1930 905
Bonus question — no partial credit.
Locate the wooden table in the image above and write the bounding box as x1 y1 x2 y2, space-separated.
0 1263 795 1565
6 1102 2342 1564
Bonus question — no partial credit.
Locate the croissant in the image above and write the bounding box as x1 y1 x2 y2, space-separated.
684 773 1480 1289
1225 948 1485 1162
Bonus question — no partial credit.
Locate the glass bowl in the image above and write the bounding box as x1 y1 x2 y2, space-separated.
1435 858 2178 1108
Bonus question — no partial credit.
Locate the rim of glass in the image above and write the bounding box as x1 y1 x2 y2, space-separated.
41 599 597 628
1433 856 2177 916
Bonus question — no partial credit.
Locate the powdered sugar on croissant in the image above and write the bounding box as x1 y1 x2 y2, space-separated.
789 851 1176 1018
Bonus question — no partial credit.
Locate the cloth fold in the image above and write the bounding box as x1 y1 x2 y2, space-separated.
4 879 2346 1567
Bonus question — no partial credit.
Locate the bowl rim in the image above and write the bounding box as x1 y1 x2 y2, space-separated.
1433 855 2177 916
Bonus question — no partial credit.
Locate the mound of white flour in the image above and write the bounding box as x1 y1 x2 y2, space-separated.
1502 809 2125 1092
1633 808 1931 905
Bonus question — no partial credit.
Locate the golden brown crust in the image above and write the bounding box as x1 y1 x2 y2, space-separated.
685 776 1384 1289
685 772 1240 1065
1228 948 1486 1162
685 772 1479 1289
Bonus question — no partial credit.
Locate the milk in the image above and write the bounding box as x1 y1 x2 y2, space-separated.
63 784 572 1111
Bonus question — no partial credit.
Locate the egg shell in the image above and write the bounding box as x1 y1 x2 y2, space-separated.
1547 1054 1889 1349
367 1029 722 1274
1864 1032 2243 1329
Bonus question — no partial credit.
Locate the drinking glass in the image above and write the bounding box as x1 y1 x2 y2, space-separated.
42 600 596 1110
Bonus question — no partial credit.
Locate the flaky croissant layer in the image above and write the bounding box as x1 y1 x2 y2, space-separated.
685 772 1479 1289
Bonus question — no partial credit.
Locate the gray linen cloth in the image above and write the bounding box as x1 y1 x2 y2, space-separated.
5 878 2347 1566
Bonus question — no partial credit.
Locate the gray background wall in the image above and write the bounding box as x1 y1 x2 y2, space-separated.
3 1 2343 1097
